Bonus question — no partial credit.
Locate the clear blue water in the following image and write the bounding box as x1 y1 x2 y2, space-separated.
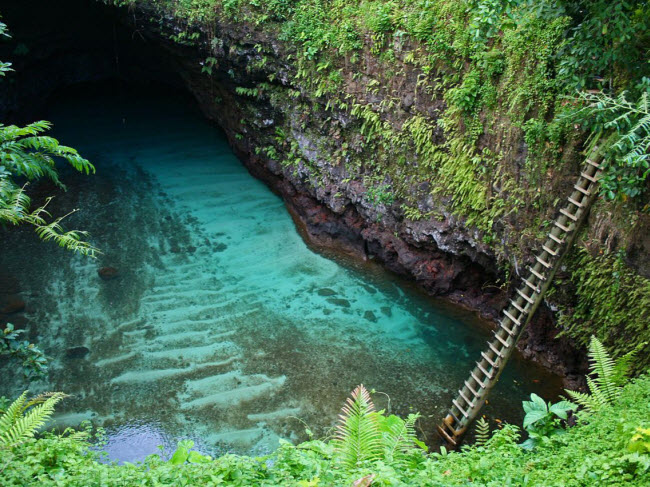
0 83 561 462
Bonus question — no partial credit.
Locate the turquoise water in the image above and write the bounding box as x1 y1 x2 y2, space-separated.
0 84 561 462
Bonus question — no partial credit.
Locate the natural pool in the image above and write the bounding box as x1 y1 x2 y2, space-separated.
0 83 562 462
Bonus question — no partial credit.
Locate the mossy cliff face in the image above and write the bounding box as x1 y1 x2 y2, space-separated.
1 0 648 380
105 3 577 380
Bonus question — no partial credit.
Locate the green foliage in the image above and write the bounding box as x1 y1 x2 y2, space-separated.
558 247 650 373
334 384 382 468
0 391 66 448
365 183 394 208
567 89 650 200
163 439 213 465
0 324 48 380
557 0 650 91
333 384 424 470
473 416 490 447
565 335 635 413
2 376 650 485
0 28 98 256
520 393 577 449
0 21 13 76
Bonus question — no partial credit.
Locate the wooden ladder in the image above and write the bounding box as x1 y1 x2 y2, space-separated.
437 156 603 448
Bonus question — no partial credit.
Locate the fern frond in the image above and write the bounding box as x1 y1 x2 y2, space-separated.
0 391 28 437
0 391 66 448
381 413 420 466
334 384 382 468
33 212 100 258
0 181 31 224
565 335 631 413
587 336 619 404
474 417 490 447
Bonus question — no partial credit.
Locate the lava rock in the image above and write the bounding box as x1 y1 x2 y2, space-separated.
1 296 25 314
98 267 119 280
65 346 90 359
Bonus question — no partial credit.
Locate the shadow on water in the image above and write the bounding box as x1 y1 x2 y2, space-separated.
0 81 563 462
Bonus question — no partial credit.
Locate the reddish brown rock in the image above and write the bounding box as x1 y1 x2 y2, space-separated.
1 296 25 314
98 267 119 280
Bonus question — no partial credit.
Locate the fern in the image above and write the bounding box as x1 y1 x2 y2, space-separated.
379 412 422 467
474 417 490 447
565 336 632 413
0 391 66 448
334 385 425 470
567 90 650 199
334 384 382 468
0 32 97 257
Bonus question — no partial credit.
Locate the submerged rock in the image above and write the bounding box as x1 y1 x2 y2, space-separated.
98 267 120 280
214 243 228 252
363 310 378 322
327 297 351 308
317 288 336 296
66 346 90 359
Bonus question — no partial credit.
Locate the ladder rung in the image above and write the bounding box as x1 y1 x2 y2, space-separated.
481 351 498 368
503 310 522 326
437 425 457 445
471 371 487 389
525 280 541 293
581 171 598 183
574 184 591 196
560 208 578 222
568 196 583 208
477 362 494 379
449 410 462 425
542 244 558 257
488 342 504 360
494 331 510 348
510 299 526 313
453 399 469 418
502 322 517 336
464 380 481 398
459 389 476 408
528 267 547 281
517 288 535 304
536 255 552 268
586 159 602 170
549 233 564 245
439 423 459 444
554 220 572 233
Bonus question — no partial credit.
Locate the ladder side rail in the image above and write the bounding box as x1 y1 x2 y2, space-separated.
438 158 602 446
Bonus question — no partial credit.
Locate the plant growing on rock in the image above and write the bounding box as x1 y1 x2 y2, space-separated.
565 335 638 413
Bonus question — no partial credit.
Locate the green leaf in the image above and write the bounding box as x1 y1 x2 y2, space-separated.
188 450 212 463
523 410 548 430
530 394 548 413
168 446 189 465
549 401 577 420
